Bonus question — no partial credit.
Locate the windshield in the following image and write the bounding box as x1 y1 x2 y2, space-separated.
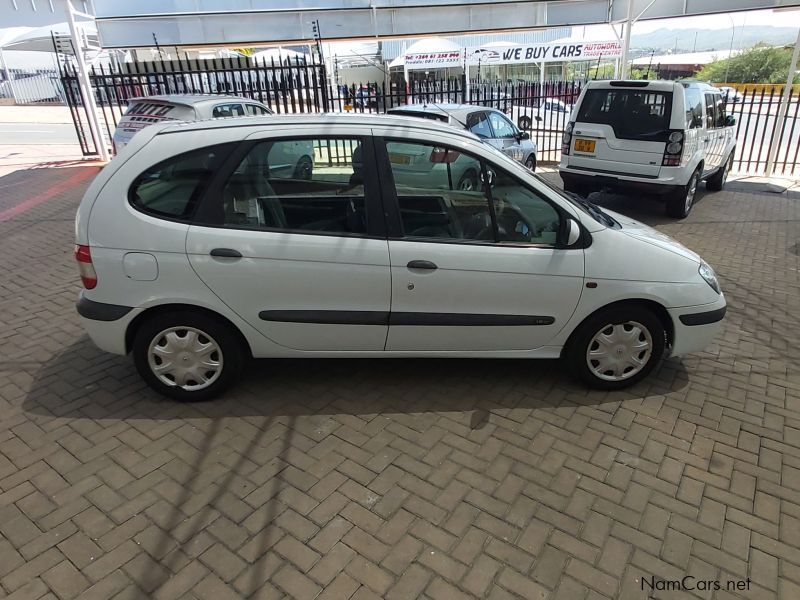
577 89 672 142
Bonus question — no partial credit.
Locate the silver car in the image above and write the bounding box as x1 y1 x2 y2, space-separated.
387 103 538 171
112 94 273 151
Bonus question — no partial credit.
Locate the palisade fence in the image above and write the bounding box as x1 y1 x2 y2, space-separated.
57 55 800 176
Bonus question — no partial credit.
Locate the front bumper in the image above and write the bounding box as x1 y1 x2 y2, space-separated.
668 295 727 357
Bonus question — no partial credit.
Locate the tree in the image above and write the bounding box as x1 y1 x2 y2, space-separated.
697 44 798 84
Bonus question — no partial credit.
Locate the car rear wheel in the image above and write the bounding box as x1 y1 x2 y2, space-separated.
666 168 700 219
524 154 536 172
133 311 245 401
706 153 732 191
518 115 532 130
564 305 665 390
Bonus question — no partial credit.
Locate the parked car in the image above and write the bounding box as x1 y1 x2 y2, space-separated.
75 113 725 400
513 97 573 130
112 94 273 151
388 103 538 171
559 80 736 218
718 86 744 104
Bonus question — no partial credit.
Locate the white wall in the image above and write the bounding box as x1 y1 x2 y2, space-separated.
1 0 92 28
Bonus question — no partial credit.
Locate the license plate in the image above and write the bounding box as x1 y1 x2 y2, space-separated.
574 138 596 153
389 152 412 165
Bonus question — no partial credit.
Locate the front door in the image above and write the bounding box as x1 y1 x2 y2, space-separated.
186 133 391 351
379 138 584 352
486 110 525 163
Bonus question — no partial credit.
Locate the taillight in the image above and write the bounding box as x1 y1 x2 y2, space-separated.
562 121 574 155
662 130 684 166
74 244 97 289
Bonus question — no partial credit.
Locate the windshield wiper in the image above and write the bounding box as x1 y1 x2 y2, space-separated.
564 192 617 227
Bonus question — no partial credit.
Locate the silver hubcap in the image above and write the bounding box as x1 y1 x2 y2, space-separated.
685 174 698 212
586 321 653 382
147 326 223 391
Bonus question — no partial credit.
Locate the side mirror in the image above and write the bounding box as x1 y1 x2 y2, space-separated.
724 115 736 127
481 169 496 187
565 219 581 246
517 131 530 141
535 115 543 122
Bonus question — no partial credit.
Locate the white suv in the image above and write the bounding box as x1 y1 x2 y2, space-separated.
559 80 736 218
75 114 726 401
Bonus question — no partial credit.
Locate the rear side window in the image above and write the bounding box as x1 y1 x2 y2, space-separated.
576 89 672 141
467 112 492 138
684 87 704 129
212 103 245 118
129 144 234 219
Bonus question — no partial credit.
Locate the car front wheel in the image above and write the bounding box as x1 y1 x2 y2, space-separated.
133 311 245 401
564 305 665 390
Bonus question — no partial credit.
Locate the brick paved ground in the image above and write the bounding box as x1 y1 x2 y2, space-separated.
1 165 799 600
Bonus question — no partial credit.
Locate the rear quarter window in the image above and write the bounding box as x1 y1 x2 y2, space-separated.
577 88 673 141
129 144 235 220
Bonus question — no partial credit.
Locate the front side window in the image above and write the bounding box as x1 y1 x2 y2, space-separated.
246 104 271 115
488 111 516 138
704 93 718 129
385 140 560 246
130 144 233 219
466 112 492 138
212 103 245 118
577 89 672 141
222 137 367 235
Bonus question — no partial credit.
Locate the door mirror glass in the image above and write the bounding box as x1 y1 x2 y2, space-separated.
566 219 581 246
517 131 530 141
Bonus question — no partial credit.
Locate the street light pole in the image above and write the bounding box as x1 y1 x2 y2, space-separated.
724 15 736 84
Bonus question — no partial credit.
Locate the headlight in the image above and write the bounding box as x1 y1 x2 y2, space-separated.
699 263 720 294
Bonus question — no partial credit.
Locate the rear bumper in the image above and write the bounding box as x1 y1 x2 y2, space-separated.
559 169 682 197
668 296 727 357
76 292 135 355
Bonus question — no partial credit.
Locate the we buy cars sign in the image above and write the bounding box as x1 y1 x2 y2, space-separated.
404 41 621 70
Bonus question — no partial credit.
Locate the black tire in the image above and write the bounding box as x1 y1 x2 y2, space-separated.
132 311 246 401
457 169 479 191
518 115 532 130
564 304 666 390
524 154 536 172
293 156 313 180
706 152 732 191
666 168 700 219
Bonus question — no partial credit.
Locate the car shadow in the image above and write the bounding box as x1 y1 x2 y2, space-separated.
584 189 704 226
22 335 691 420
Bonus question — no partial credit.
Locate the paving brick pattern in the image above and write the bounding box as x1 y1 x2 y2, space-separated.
0 166 799 599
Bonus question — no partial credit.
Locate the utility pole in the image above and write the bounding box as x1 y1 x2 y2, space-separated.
765 26 800 176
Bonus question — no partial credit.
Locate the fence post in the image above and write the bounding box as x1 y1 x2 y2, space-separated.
66 0 109 161
765 26 800 176
461 72 467 103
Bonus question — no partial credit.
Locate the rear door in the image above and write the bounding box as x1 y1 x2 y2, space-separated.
703 93 722 172
185 129 391 351
569 87 671 178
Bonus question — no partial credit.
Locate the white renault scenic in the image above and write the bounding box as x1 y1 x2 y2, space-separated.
75 114 726 401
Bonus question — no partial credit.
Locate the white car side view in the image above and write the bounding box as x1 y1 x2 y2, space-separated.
75 114 726 401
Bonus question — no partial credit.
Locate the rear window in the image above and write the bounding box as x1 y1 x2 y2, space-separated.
122 101 193 124
576 89 673 141
129 144 235 220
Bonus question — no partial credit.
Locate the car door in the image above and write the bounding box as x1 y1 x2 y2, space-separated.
378 137 584 352
486 110 525 163
703 93 722 173
185 130 391 351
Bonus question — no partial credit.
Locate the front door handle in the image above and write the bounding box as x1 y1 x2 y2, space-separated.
210 248 242 258
407 260 437 270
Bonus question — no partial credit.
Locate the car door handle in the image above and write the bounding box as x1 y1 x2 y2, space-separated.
407 260 437 270
210 248 242 258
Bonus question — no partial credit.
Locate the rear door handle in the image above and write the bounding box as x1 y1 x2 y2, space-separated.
407 260 437 270
210 248 242 258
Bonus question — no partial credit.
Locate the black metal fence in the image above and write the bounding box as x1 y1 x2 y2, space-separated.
57 54 799 176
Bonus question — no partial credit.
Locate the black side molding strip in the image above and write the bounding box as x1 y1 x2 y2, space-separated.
76 293 133 322
259 310 555 327
679 306 726 326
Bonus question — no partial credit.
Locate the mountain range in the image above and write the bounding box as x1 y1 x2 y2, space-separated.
631 25 798 53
